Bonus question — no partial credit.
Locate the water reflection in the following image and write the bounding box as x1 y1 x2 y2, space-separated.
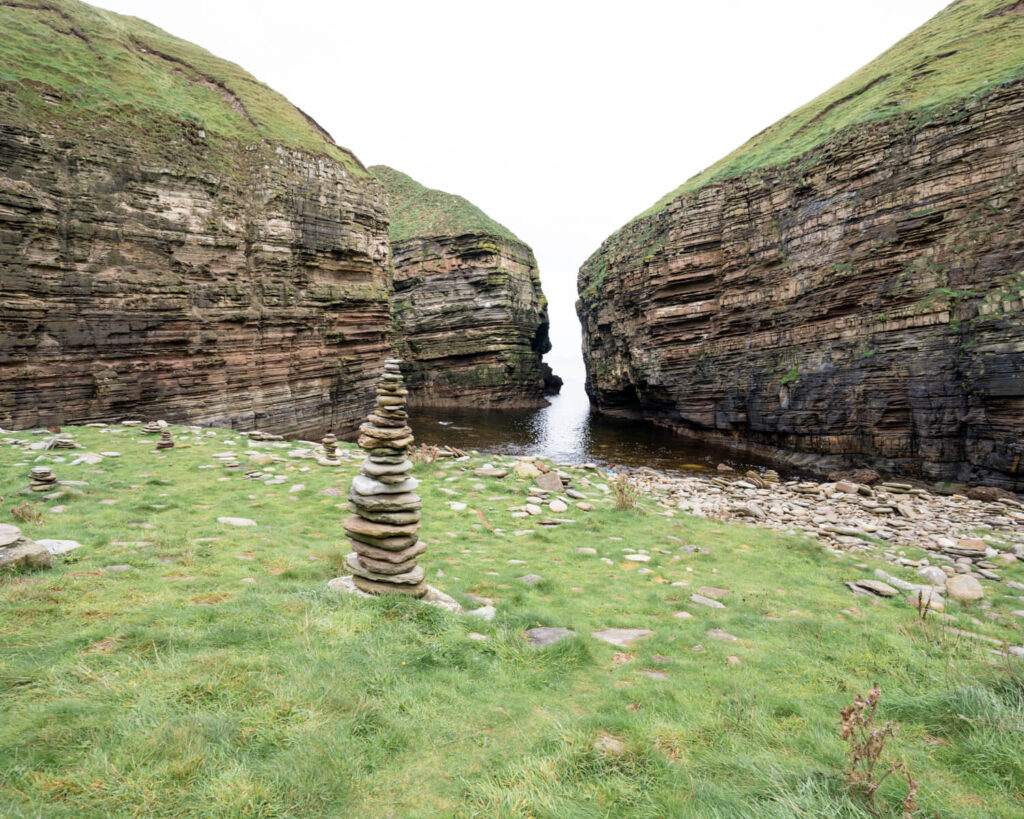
408 377 778 474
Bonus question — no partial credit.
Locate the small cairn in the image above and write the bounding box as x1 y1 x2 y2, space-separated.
49 435 77 450
29 466 58 492
142 421 161 435
343 359 426 597
156 429 175 450
319 433 341 466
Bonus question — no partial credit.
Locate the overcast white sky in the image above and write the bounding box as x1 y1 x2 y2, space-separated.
95 0 950 374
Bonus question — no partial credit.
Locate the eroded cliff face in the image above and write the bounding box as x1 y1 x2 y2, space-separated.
0 1 391 437
578 79 1024 489
391 234 553 407
371 166 555 408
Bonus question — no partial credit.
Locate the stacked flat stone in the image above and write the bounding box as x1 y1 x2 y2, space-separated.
344 359 426 597
319 433 341 465
29 466 57 491
142 421 161 434
51 436 77 450
156 429 174 450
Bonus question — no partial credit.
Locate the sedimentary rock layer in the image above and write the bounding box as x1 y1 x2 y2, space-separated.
578 2 1024 490
0 0 391 436
371 166 556 408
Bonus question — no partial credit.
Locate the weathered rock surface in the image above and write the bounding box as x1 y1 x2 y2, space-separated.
578 2 1024 490
370 166 558 407
0 1 390 437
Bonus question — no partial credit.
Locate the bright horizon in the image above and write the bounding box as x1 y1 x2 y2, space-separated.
93 0 951 382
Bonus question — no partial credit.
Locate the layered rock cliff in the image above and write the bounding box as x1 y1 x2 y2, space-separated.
578 0 1024 490
0 0 391 437
370 166 556 408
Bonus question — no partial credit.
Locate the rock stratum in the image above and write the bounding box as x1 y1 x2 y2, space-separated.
371 166 556 408
578 0 1024 491
0 0 391 437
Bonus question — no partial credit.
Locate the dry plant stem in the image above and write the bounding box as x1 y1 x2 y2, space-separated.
840 684 919 818
10 501 42 523
611 473 640 511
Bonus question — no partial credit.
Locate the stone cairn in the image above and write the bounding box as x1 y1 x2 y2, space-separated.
343 359 426 597
50 435 77 450
29 466 57 492
142 421 161 435
319 433 341 466
156 429 175 450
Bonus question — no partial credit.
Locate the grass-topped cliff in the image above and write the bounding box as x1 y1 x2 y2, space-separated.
0 0 365 173
370 165 522 245
636 0 1024 220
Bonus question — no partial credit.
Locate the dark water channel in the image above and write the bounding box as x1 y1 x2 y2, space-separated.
407 379 784 476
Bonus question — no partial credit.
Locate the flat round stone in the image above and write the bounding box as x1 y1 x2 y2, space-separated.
352 575 428 597
347 505 422 525
0 524 23 547
343 515 419 539
348 490 421 512
346 552 423 580
351 539 426 564
362 459 414 477
359 423 412 440
352 475 419 495
358 434 413 451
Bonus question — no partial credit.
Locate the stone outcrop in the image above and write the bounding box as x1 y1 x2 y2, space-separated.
370 166 557 408
0 0 391 438
578 0 1024 491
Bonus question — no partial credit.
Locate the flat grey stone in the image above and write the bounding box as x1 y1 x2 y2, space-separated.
217 517 257 527
854 579 898 598
0 524 22 548
592 628 653 647
691 593 726 609
36 539 82 555
706 628 739 642
352 475 419 496
523 627 576 646
466 605 496 622
519 574 544 585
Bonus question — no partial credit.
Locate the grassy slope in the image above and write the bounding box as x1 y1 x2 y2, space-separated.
636 0 1024 220
370 165 523 245
1 424 1022 817
0 0 365 173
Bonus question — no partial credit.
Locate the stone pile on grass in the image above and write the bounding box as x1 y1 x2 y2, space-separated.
343 359 427 598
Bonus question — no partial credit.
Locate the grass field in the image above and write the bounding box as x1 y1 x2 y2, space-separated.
1 424 1022 817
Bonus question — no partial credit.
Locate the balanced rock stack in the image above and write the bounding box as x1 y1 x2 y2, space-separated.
343 359 426 597
319 433 341 466
142 421 161 434
50 436 77 450
29 466 57 492
156 429 174 450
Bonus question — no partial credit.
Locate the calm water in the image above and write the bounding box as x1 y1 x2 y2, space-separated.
408 369 779 475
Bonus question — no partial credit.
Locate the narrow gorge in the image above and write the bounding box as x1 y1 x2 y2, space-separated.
0 0 391 437
371 166 556 408
578 0 1024 490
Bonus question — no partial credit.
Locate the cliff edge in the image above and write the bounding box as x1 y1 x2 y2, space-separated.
0 0 391 437
577 0 1024 489
371 165 556 408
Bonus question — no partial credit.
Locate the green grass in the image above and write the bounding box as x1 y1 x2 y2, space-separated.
0 0 365 174
371 165 525 245
638 0 1024 217
1 424 1023 817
